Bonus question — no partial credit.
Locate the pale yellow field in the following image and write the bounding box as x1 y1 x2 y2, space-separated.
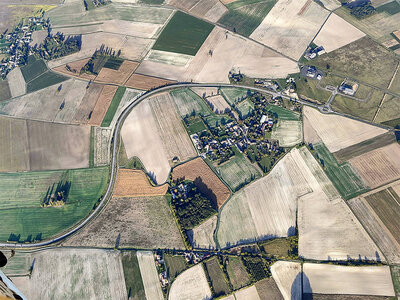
303 113 321 144
303 106 387 153
271 261 302 300
234 285 261 300
207 94 230 113
303 263 395 296
6 67 26 98
271 120 303 147
137 251 164 300
167 0 228 23
94 127 111 166
319 0 340 10
314 14 365 53
100 19 162 38
189 215 217 249
250 0 330 60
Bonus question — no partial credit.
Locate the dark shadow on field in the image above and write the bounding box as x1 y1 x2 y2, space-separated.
186 229 216 250
223 234 278 249
193 177 218 210
294 271 312 300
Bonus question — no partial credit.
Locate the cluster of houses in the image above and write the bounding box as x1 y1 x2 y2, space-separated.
154 253 169 289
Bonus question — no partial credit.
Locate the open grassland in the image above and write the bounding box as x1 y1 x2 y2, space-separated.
303 264 395 297
221 87 249 105
219 0 277 37
137 251 164 300
170 88 212 117
313 37 400 89
295 77 332 104
125 73 175 91
392 265 400 298
167 0 227 23
314 13 365 53
348 196 400 264
165 255 187 279
349 143 400 188
0 167 108 242
271 261 302 300
172 157 230 208
64 196 185 249
153 11 214 56
215 154 261 192
168 263 212 300
114 169 168 198
271 120 303 147
17 248 126 300
1 251 32 277
376 95 400 124
255 277 283 300
205 257 230 297
101 86 126 127
188 215 217 249
96 61 138 85
261 238 291 259
312 142 368 200
226 256 250 290
6 67 26 98
303 106 387 153
250 0 329 60
365 188 400 245
121 251 146 300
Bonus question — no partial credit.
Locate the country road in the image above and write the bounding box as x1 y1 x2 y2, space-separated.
0 82 392 249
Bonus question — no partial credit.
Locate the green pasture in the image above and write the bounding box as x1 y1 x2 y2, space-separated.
20 55 47 82
121 251 146 300
101 86 126 127
236 99 254 119
170 88 212 117
266 105 300 121
221 87 250 105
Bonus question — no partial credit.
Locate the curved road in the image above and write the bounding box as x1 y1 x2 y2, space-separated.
0 82 389 248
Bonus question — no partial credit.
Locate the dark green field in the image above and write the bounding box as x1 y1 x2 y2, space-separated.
312 143 368 200
103 57 124 70
204 257 230 296
164 255 187 279
219 0 276 37
0 167 109 242
20 55 48 82
152 11 214 56
226 256 250 290
376 1 400 15
101 86 126 127
185 116 207 134
26 71 68 93
121 251 146 300
0 80 11 102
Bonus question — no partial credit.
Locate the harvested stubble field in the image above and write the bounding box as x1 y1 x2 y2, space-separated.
121 251 145 300
250 0 329 60
205 257 230 296
313 37 400 89
0 166 108 242
72 83 104 124
146 49 193 67
216 154 261 192
137 251 164 300
271 120 303 147
226 256 250 290
207 94 230 113
303 106 387 153
168 263 212 300
188 215 217 249
64 196 185 249
303 264 395 297
172 157 230 208
105 88 140 129
88 85 118 126
6 67 26 98
167 0 227 23
17 248 127 300
114 169 168 197
219 0 277 37
164 255 187 279
93 127 111 166
52 58 96 81
255 277 283 300
234 285 262 300
319 0 340 10
271 261 302 300
125 73 175 90
349 143 400 188
170 88 212 117
95 60 138 85
314 13 365 53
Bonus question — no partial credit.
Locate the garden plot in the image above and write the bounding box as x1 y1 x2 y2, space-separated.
303 264 395 297
114 169 168 197
349 143 400 188
94 127 111 166
250 0 330 60
125 73 175 90
64 196 184 249
188 215 217 249
271 261 302 300
314 13 365 53
271 120 303 147
0 78 88 123
167 0 227 23
95 60 139 85
6 67 26 97
137 251 164 300
168 263 212 300
16 248 127 300
303 106 387 153
88 85 118 126
207 94 230 114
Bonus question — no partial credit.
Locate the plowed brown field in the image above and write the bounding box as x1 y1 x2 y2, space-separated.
73 83 104 124
125 73 175 90
95 60 139 85
171 157 230 208
114 169 168 197
53 58 96 80
88 85 118 126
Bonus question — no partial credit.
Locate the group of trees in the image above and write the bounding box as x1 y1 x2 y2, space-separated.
343 0 376 19
35 32 82 60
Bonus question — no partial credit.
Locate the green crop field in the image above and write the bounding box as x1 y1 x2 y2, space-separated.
376 1 400 15
216 154 261 191
0 167 109 242
121 251 146 300
185 116 207 134
164 255 187 279
204 257 230 297
226 256 250 290
103 57 124 70
1 251 32 276
170 88 212 117
26 71 68 93
101 86 126 127
20 55 48 82
203 114 233 129
236 99 254 119
221 87 250 105
0 80 11 102
152 11 214 56
219 0 277 37
312 143 368 200
266 105 300 121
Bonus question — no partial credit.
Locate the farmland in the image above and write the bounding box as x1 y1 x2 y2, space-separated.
349 143 400 188
15 248 127 300
255 277 283 300
121 251 145 300
168 263 212 300
167 0 227 23
64 196 185 249
221 87 249 105
303 264 395 297
0 167 109 242
152 11 214 56
101 86 126 127
20 55 47 82
226 256 250 290
236 99 254 119
170 88 212 117
219 0 277 37
266 105 300 121
234 285 261 300
215 154 261 192
6 67 26 98
0 81 11 104
250 0 329 60
376 95 400 124
164 255 187 279
27 70 68 93
188 215 217 249
271 261 302 300
125 73 175 91
204 257 230 297
207 95 230 114
137 251 164 300
171 157 230 208
113 169 168 198
95 60 138 85
271 120 303 147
